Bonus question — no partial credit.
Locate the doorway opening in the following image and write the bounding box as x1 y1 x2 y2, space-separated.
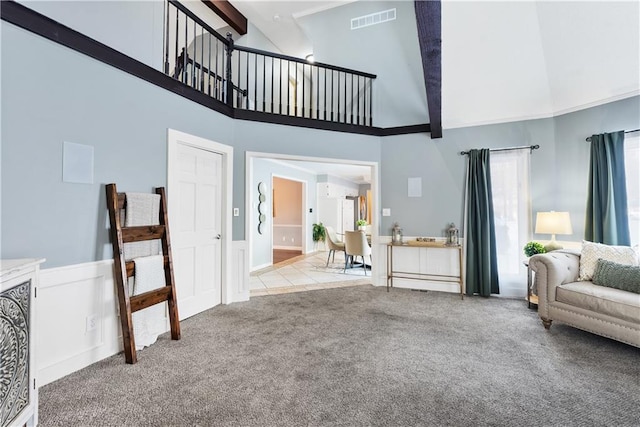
246 152 379 289
272 176 305 264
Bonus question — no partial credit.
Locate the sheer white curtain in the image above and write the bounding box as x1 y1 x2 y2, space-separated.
490 149 531 297
624 134 640 246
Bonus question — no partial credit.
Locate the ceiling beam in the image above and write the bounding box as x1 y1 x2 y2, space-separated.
202 0 247 35
414 0 442 139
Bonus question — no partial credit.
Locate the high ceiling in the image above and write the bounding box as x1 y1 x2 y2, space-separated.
221 0 639 182
228 0 639 130
230 0 354 57
18 1 638 131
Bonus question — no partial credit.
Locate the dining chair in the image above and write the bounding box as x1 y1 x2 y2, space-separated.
325 226 346 267
343 230 372 275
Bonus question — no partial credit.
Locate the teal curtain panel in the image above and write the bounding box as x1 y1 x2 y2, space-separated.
585 131 630 245
465 149 500 296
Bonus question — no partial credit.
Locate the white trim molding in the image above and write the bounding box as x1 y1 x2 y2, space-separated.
231 240 250 302
246 151 380 282
444 91 640 130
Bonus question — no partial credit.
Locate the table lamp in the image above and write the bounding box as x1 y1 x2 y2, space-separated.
535 211 573 251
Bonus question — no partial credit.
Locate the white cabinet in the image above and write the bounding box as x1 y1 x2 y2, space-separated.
317 182 358 199
317 197 342 234
341 199 355 233
1 259 45 427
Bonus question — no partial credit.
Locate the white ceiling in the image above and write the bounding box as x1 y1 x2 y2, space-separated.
176 1 638 189
230 0 355 57
266 158 372 184
442 0 640 128
181 0 227 31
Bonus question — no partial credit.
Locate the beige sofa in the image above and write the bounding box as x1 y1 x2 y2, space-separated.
529 250 640 347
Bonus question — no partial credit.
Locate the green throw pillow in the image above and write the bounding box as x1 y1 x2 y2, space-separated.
592 259 640 294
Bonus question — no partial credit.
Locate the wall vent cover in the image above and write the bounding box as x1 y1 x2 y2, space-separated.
351 8 396 30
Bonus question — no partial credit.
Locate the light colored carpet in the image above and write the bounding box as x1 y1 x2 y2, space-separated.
39 285 640 426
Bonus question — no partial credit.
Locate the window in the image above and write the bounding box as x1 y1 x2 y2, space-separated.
490 149 531 297
625 134 640 246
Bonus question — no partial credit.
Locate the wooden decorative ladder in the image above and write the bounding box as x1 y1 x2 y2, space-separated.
105 183 181 364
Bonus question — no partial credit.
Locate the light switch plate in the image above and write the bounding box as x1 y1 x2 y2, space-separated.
382 208 391 216
233 208 240 217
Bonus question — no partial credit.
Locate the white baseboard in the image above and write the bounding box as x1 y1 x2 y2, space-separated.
273 245 303 250
251 262 272 272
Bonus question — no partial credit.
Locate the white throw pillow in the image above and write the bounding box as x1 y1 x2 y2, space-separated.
579 241 638 281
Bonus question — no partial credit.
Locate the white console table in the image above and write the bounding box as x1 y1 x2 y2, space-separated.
1 258 45 427
386 243 463 299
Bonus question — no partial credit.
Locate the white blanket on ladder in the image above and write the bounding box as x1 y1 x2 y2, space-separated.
131 255 166 350
123 192 166 351
124 192 161 258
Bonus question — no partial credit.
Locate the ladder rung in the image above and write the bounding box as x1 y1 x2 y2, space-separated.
130 286 173 313
125 256 170 278
122 225 165 243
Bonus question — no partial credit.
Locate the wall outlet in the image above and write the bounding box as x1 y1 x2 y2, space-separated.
86 314 98 332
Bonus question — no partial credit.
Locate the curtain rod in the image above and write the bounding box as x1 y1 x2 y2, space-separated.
585 129 640 142
459 144 540 156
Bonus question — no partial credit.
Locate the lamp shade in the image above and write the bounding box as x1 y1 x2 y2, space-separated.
535 211 573 235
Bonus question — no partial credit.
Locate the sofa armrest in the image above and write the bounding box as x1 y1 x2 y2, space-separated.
529 250 580 318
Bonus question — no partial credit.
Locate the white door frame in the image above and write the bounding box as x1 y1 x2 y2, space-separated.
271 174 308 255
246 151 379 283
167 128 234 305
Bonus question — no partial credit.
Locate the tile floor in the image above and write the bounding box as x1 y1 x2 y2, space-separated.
250 251 371 296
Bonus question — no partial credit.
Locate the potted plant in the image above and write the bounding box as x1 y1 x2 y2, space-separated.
356 219 367 231
523 241 546 257
312 223 326 247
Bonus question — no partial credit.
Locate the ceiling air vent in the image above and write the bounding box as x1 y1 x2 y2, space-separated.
351 8 396 30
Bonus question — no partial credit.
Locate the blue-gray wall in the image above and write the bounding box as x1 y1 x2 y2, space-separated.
380 119 555 237
299 0 428 128
0 22 380 268
379 96 640 240
2 21 638 269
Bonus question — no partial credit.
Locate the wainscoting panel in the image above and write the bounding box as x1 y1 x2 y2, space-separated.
272 224 303 251
38 242 249 385
38 260 122 386
231 241 249 302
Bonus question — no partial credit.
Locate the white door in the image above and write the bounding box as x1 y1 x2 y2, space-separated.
171 143 222 319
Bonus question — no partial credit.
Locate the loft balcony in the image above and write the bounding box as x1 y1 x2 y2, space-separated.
164 0 376 129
